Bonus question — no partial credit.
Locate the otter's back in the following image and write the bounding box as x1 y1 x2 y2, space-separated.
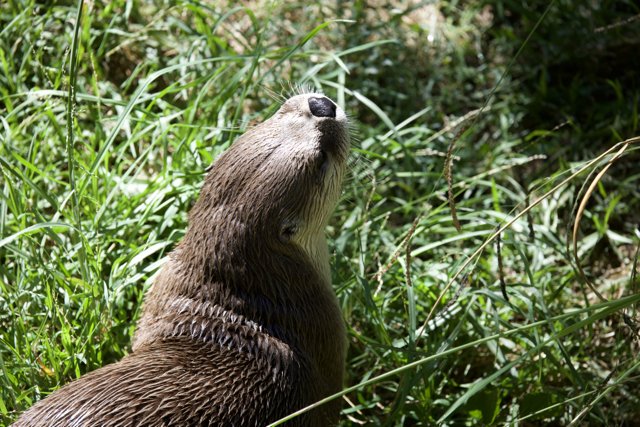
13 337 320 427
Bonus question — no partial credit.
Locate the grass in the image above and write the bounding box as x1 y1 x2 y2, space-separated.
2 0 640 425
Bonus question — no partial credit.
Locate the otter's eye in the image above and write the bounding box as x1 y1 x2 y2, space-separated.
279 219 299 243
315 150 329 185
319 150 329 174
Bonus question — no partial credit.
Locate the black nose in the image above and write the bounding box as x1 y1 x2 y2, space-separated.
308 97 336 118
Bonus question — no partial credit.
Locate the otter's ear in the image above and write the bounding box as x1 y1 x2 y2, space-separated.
278 218 300 243
205 164 214 173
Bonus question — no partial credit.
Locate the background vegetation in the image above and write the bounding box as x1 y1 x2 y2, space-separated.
1 0 639 425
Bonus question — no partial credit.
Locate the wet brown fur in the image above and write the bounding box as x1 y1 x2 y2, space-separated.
14 94 350 426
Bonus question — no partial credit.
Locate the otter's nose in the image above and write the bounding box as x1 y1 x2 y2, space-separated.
308 97 336 118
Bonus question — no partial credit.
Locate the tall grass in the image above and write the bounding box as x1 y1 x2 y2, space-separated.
1 0 640 425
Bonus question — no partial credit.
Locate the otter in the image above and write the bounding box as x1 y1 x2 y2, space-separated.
14 93 349 426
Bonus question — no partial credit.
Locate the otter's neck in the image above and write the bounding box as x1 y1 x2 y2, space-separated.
133 221 340 345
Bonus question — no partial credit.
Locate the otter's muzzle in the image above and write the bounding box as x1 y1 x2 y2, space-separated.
308 97 337 118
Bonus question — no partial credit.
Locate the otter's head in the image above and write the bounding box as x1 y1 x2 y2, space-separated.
183 93 349 284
